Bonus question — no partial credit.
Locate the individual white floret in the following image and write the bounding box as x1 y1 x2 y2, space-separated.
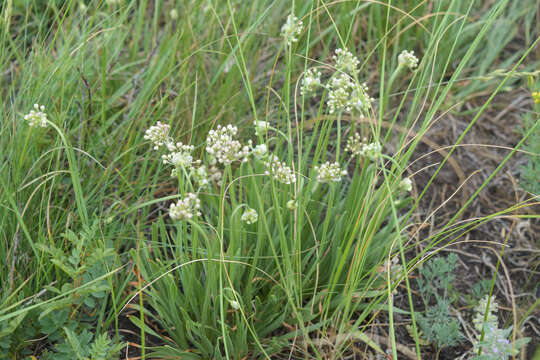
301 68 322 96
144 121 171 150
398 50 419 70
241 207 258 224
169 193 201 220
281 14 303 45
169 8 179 20
333 48 360 75
253 144 268 160
205 124 251 165
315 161 347 183
24 104 48 128
398 177 413 193
264 155 296 184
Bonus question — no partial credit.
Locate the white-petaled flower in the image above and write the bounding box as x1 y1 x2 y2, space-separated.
169 193 201 220
327 74 355 114
162 142 195 168
333 48 360 75
286 199 297 210
24 104 48 128
254 121 270 137
264 155 296 184
241 207 258 224
169 8 179 20
252 144 268 160
205 124 250 165
144 121 171 150
315 161 347 183
398 177 413 193
301 68 322 96
398 50 419 70
281 14 303 45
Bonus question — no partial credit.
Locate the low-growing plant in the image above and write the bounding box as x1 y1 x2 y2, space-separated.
471 295 530 360
415 254 463 353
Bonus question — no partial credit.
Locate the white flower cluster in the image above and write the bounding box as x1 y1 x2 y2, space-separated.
346 133 381 161
281 14 303 45
398 50 419 70
286 199 297 210
398 177 413 193
206 124 251 165
254 121 270 137
345 132 365 155
241 207 258 224
162 142 195 168
333 48 360 75
327 74 373 114
360 141 382 160
252 144 268 160
264 155 296 184
301 68 322 96
169 193 201 220
315 161 347 183
144 121 171 150
327 74 354 113
192 165 222 187
24 104 48 128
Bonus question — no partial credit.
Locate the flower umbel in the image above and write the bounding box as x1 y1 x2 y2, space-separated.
333 48 360 75
162 142 195 169
206 124 251 165
169 193 201 220
315 161 347 183
301 68 322 96
241 207 258 224
264 155 296 184
252 144 268 160
398 177 413 193
144 121 171 150
24 104 48 128
345 132 365 155
327 75 373 114
254 121 270 137
281 14 303 45
398 50 419 70
327 74 355 114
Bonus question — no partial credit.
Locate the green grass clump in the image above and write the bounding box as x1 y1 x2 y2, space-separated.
0 0 538 358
